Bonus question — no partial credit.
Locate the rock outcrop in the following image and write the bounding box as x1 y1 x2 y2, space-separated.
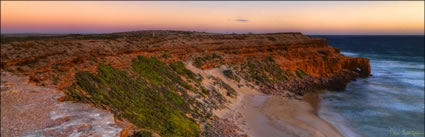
1 31 370 92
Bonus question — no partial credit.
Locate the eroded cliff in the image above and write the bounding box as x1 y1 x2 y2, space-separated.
1 31 370 91
1 31 371 136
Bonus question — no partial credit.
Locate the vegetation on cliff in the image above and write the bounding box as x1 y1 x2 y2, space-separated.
295 69 309 79
192 54 223 68
170 61 198 81
210 76 237 98
235 57 294 86
66 55 242 137
223 69 240 82
67 56 201 137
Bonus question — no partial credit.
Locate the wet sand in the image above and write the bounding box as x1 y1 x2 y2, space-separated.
235 94 343 137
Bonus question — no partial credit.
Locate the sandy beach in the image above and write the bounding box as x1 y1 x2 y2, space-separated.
235 94 343 137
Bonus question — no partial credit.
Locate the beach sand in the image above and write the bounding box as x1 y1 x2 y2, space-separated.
185 64 344 137
234 94 343 137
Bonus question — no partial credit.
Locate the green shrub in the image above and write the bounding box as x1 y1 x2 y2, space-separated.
200 86 210 95
162 53 170 59
211 77 237 98
211 53 222 59
193 57 205 68
223 70 240 82
295 69 309 79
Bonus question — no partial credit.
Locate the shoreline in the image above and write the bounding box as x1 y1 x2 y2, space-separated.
226 91 344 137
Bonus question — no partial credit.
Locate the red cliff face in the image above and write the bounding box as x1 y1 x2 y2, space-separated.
1 31 370 90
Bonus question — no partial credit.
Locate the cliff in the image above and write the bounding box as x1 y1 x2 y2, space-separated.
1 31 370 92
1 31 371 136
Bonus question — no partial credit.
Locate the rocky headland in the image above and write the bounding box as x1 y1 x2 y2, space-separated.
1 31 370 137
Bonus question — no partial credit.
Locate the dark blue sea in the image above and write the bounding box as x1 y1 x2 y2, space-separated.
313 36 424 137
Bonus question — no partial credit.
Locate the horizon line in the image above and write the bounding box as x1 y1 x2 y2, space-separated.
1 30 424 36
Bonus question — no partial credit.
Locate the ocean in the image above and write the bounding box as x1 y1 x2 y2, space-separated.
314 36 425 137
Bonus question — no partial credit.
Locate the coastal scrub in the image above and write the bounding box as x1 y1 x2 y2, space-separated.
67 56 200 137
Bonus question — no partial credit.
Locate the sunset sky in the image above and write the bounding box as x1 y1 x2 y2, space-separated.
1 1 424 35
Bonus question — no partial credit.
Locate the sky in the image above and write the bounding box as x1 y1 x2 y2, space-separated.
1 1 424 35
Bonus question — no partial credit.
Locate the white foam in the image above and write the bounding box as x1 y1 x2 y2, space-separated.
341 52 359 57
318 105 364 137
